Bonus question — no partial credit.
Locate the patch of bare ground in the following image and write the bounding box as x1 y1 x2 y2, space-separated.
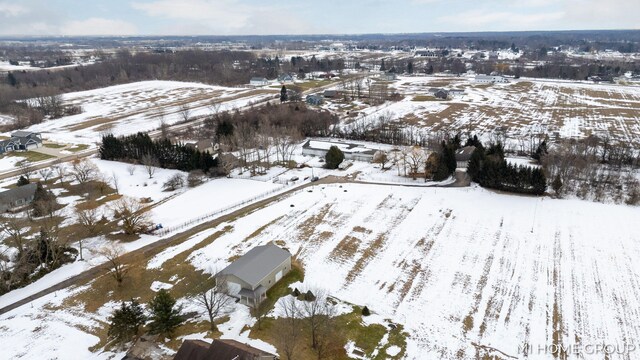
330 235 362 263
396 260 422 302
344 233 387 284
296 204 333 239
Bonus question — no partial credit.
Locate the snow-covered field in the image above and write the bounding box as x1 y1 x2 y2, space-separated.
183 183 640 359
334 75 640 147
3 80 276 146
1 181 639 359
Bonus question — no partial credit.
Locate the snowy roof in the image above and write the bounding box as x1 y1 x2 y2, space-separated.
218 243 290 287
304 140 377 155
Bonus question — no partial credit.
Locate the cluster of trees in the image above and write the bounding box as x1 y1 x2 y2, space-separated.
271 288 344 360
541 137 640 204
468 141 547 195
181 103 338 175
0 221 77 295
99 133 218 175
108 289 185 345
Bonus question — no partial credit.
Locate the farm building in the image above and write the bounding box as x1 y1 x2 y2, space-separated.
323 89 341 98
0 183 37 213
215 243 291 307
302 139 378 162
455 146 477 169
249 77 269 86
474 75 509 84
173 339 277 360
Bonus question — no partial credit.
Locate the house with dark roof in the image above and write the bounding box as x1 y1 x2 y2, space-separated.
0 183 37 213
0 138 19 154
173 339 277 360
455 146 477 169
216 243 291 307
305 94 324 106
11 131 42 150
277 73 296 84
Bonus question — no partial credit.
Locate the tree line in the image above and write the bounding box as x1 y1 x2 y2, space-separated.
99 133 219 175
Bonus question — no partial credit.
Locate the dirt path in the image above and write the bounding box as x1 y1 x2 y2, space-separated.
0 176 344 316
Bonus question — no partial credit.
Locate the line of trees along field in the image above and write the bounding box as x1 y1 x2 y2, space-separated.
99 133 219 175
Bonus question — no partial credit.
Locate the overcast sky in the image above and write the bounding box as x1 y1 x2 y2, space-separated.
0 0 638 36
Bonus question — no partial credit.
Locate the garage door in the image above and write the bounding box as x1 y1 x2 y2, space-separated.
275 269 283 282
227 282 241 296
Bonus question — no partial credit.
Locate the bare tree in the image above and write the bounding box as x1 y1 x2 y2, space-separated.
126 164 136 176
179 103 192 123
193 279 233 332
52 161 67 185
18 162 34 180
274 296 301 360
38 168 53 182
110 171 120 194
71 158 98 184
1 217 27 258
163 173 185 191
98 244 128 285
111 197 152 235
302 288 327 349
373 150 392 170
141 153 159 179
77 207 101 236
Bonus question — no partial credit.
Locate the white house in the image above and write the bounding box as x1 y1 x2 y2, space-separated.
249 77 269 86
474 75 509 84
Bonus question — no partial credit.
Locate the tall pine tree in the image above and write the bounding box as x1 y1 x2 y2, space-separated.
147 289 184 337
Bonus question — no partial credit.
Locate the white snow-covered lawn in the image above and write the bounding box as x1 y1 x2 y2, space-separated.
151 178 284 229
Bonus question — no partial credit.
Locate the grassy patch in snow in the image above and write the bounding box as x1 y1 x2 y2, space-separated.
8 151 55 164
67 144 90 153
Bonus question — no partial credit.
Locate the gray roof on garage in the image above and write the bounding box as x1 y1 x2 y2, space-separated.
218 244 290 288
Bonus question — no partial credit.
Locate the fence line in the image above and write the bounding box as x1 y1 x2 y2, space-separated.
154 184 292 237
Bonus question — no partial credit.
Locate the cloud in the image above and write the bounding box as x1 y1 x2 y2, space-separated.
0 3 29 17
437 10 565 31
61 18 138 36
131 0 319 34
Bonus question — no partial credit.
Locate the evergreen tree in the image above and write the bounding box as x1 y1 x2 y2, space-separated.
216 119 234 138
361 306 371 316
7 72 17 87
467 147 485 181
17 176 29 187
533 140 548 161
407 61 413 74
280 85 288 103
325 145 345 169
380 59 386 72
552 174 563 196
147 289 184 337
108 300 147 344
